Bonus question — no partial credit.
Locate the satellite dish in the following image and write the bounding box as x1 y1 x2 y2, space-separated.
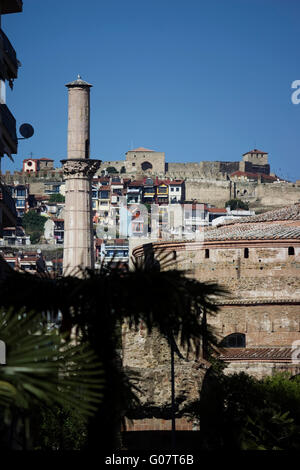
19 123 34 139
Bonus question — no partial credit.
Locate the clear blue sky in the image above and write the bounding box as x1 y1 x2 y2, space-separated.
2 0 300 181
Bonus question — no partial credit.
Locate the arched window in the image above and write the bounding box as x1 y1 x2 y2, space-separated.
220 333 246 348
141 161 153 171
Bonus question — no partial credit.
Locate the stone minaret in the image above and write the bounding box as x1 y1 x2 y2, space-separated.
61 75 101 275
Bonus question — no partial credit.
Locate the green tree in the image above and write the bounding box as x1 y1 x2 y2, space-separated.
225 199 249 210
32 405 88 450
191 369 300 450
49 193 65 203
22 210 47 243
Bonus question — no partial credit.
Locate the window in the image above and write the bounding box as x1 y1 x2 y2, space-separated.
16 189 25 197
158 186 167 194
132 163 136 166
176 187 179 192
220 333 246 348
205 249 209 259
244 248 249 259
16 199 25 207
288 247 295 256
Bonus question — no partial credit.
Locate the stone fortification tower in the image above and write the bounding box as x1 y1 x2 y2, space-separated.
62 75 101 275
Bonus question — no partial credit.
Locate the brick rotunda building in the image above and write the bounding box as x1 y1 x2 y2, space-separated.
131 204 300 375
123 204 300 436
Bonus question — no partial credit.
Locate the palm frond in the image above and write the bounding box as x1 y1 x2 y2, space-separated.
0 308 104 416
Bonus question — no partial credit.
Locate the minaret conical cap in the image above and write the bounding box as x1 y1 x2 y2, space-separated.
65 74 92 88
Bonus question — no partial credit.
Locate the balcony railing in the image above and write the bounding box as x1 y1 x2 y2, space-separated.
0 28 18 80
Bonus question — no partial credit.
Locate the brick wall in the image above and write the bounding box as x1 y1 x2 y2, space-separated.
124 417 196 431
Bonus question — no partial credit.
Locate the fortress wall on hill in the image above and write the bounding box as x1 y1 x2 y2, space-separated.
256 183 300 207
185 180 232 205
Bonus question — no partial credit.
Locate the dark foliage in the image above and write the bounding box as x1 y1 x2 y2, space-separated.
192 369 300 450
225 199 249 210
49 193 65 203
0 257 227 450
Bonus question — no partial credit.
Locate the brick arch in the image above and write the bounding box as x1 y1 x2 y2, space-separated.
220 333 246 348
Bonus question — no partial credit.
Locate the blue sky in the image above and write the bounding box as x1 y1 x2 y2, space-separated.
2 0 300 181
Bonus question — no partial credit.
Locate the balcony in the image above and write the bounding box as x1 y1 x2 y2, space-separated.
0 28 18 80
0 1 23 14
0 103 17 156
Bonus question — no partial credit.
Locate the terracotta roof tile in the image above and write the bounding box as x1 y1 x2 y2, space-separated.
230 171 277 181
205 222 300 241
219 347 293 362
242 149 268 155
207 208 227 213
128 147 155 152
223 203 300 226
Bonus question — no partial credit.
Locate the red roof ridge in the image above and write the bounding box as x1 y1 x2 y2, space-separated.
128 147 155 152
243 149 268 155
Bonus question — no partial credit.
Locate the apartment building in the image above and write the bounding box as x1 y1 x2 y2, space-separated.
7 183 29 217
0 225 30 246
95 238 129 268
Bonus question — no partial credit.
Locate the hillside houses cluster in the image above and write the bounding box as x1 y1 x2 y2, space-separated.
0 157 258 271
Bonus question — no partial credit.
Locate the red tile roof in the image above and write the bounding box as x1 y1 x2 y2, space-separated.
219 347 293 362
205 222 300 241
230 171 277 181
223 203 300 226
128 180 145 187
34 195 50 200
243 149 268 155
207 208 227 213
106 239 129 246
128 147 155 152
